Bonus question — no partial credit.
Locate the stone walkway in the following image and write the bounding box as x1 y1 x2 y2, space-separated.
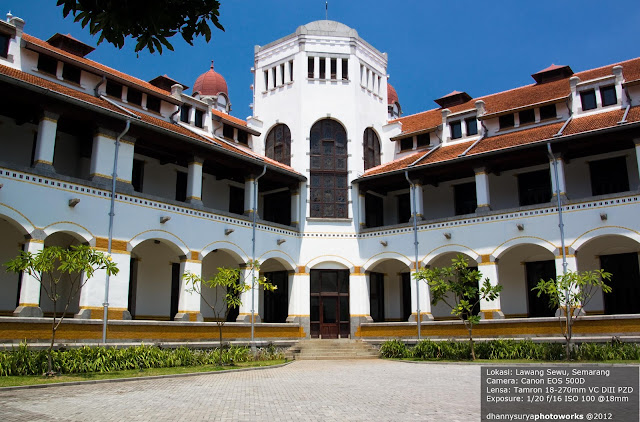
0 360 480 421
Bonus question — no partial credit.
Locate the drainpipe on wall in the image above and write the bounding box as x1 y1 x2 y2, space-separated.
250 165 267 352
102 119 131 344
404 170 421 341
547 142 567 277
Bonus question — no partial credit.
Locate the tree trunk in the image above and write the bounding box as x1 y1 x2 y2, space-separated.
48 305 56 375
468 326 476 361
218 322 224 366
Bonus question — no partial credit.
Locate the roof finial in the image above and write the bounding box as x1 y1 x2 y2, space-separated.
7 10 13 22
325 2 328 20
210 60 214 70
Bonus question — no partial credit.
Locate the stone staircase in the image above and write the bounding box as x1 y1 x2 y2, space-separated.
286 339 379 360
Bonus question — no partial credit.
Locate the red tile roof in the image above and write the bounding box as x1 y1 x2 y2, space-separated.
22 33 178 102
212 109 248 127
0 62 301 178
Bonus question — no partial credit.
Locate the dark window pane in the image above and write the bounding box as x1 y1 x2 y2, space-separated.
540 104 557 120
38 54 57 75
319 58 326 79
323 272 338 292
0 34 9 58
323 298 337 323
519 109 535 125
338 271 349 293
397 193 411 223
330 58 337 79
62 64 81 84
580 90 597 111
465 118 478 136
175 171 187 202
308 57 314 78
600 85 617 107
499 114 515 129
365 193 384 228
229 186 244 214
223 124 234 139
146 95 161 113
127 88 143 106
526 261 556 317
589 156 629 196
450 121 462 139
263 190 291 226
600 253 640 315
132 159 144 192
454 182 477 215
518 169 552 206
340 296 349 321
342 58 348 80
363 128 381 170
400 137 413 151
180 105 191 123
194 109 204 128
106 80 122 98
237 130 248 145
310 296 319 320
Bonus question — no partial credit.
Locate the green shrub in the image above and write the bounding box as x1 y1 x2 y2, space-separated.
0 343 275 376
379 339 408 358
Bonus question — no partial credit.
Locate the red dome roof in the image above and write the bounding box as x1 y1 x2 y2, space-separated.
193 61 228 97
387 83 399 105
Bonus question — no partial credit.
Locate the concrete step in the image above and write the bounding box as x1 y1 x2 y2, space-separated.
286 339 379 360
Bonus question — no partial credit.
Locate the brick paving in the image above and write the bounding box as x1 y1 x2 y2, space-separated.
0 360 480 421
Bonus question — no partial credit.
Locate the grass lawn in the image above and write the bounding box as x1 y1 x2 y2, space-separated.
0 359 287 388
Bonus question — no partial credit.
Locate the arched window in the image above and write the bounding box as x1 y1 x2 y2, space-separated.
363 128 381 170
265 124 291 166
309 119 348 218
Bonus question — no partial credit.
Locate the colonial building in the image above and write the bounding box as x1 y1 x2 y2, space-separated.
1 15 639 343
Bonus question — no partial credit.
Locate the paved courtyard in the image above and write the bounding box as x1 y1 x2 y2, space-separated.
0 360 480 421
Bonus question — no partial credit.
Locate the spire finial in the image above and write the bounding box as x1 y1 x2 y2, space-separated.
210 60 214 70
325 2 328 20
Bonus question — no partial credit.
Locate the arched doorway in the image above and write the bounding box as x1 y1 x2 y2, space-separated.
309 261 350 338
367 259 411 322
129 239 183 320
260 258 291 323
498 244 556 318
40 232 85 317
201 248 244 322
427 252 479 320
0 217 27 315
576 234 640 315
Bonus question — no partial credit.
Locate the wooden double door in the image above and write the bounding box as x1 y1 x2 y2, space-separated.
310 270 350 338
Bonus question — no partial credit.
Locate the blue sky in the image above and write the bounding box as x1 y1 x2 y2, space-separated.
4 1 640 120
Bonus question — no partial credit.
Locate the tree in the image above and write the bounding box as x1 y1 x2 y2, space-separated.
532 269 612 360
182 261 276 364
56 0 224 54
5 244 118 375
414 255 502 360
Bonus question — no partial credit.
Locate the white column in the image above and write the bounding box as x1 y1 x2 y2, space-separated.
409 265 433 321
244 176 255 216
285 61 291 83
186 157 204 205
550 154 567 201
554 253 580 315
414 182 424 220
478 257 504 319
175 256 203 321
290 187 300 228
325 57 330 80
76 248 132 320
237 265 261 322
90 129 135 188
14 239 44 317
336 58 342 81
475 167 491 212
287 269 310 336
313 56 319 79
358 190 366 229
349 268 373 338
33 111 60 172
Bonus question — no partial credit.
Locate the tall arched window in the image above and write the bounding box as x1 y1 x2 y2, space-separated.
363 128 381 170
310 119 348 218
265 124 291 166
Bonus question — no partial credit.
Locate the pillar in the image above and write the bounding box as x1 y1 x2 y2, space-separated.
287 268 310 337
174 253 203 321
409 264 433 322
290 187 300 228
336 58 342 82
76 239 132 320
475 167 491 213
13 238 44 317
478 256 504 319
89 128 135 191
186 157 204 206
33 111 60 174
408 181 424 222
237 264 261 322
554 251 582 316
350 268 373 338
314 56 319 79
358 189 366 229
244 176 255 216
549 154 568 202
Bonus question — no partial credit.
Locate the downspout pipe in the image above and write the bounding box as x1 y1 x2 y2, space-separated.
250 165 267 352
404 170 421 341
102 119 130 344
546 142 567 277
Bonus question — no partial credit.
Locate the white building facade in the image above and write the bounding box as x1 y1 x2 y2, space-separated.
1 16 640 343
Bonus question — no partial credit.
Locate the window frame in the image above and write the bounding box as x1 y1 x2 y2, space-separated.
580 89 597 111
363 128 381 171
519 109 535 125
194 109 204 128
399 137 413 151
265 124 291 166
539 104 557 120
498 114 515 130
465 118 478 136
450 121 462 139
600 85 617 107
